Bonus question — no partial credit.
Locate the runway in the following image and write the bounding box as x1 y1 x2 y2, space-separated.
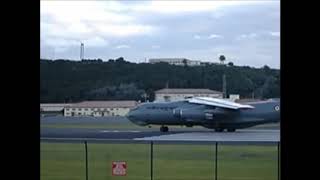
41 116 279 142
41 127 181 140
41 128 280 142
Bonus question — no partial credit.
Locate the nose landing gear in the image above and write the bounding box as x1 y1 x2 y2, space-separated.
227 128 236 132
215 128 224 132
214 128 236 132
160 126 169 132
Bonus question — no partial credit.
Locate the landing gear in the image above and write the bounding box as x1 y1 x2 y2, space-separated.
227 128 236 132
214 128 236 132
215 128 224 132
160 126 169 132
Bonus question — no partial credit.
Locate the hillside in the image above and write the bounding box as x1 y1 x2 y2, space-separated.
40 58 280 103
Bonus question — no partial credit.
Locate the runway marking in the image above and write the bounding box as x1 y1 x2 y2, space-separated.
41 129 279 142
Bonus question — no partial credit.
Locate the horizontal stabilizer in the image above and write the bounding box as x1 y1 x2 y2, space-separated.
187 97 254 110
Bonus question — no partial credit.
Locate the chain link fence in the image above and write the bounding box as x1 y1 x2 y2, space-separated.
41 139 280 180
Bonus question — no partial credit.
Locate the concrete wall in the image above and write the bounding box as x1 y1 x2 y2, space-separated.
64 107 131 117
229 94 240 102
40 104 69 112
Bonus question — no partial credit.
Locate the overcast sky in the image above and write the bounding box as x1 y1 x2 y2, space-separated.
40 0 280 69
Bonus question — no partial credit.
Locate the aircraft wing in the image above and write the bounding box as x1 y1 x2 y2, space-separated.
187 97 254 110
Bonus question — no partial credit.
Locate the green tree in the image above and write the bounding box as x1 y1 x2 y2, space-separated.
219 55 226 64
40 58 280 102
182 59 188 66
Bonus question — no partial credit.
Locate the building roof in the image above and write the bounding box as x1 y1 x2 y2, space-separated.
235 99 262 103
155 88 222 94
238 98 279 105
149 58 188 61
40 103 71 107
66 101 138 108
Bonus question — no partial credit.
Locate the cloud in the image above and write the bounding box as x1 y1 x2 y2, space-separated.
42 34 108 48
248 33 257 38
43 38 79 47
131 1 266 14
115 45 130 49
236 33 258 40
95 24 155 37
269 11 280 19
194 34 223 40
193 35 201 39
41 1 134 24
84 37 109 47
40 1 279 68
208 34 223 39
41 1 157 49
270 31 280 37
211 11 225 19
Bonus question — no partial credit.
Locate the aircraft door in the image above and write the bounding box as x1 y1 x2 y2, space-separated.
203 109 215 120
173 108 182 118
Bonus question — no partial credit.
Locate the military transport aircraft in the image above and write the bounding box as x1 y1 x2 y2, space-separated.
126 97 280 132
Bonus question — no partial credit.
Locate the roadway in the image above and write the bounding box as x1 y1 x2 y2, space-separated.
40 116 280 142
41 128 279 142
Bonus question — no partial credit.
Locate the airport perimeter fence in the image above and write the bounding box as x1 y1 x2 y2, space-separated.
40 139 280 180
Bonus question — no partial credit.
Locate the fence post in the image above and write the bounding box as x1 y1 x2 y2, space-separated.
85 141 88 180
278 141 280 180
215 142 218 180
150 141 153 180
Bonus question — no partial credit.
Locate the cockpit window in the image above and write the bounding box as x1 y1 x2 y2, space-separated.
146 106 156 109
146 106 177 110
130 106 139 111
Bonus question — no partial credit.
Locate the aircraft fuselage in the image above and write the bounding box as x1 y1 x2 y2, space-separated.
127 99 280 131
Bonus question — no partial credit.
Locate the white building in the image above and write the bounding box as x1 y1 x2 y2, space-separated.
229 94 240 102
235 98 262 103
64 101 138 117
154 88 223 102
149 58 201 66
188 60 202 66
40 103 71 114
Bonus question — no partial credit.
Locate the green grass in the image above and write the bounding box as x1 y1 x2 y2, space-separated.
41 142 278 180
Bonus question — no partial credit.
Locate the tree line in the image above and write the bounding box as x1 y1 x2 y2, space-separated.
40 57 280 103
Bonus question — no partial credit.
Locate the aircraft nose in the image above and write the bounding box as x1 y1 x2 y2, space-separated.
126 109 148 126
126 110 138 122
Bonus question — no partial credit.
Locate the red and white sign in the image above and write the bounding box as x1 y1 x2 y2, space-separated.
112 161 127 176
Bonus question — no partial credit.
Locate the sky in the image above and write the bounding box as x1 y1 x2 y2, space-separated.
40 0 280 69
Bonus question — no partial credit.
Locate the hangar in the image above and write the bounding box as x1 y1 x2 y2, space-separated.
154 88 223 102
40 103 71 115
64 101 138 117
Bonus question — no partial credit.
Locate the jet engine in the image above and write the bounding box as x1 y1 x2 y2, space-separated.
173 108 207 120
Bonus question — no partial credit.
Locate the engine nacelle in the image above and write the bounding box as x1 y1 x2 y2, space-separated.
173 108 207 120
